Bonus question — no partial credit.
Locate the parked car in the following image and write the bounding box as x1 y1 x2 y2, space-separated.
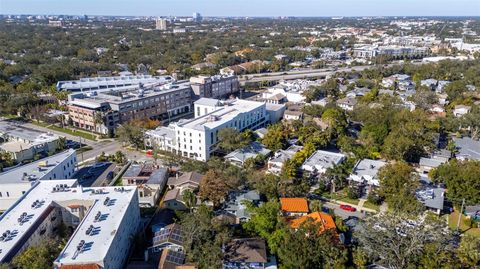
340 204 357 212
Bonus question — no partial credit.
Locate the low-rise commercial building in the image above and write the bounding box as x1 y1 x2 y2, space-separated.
0 179 140 269
67 81 192 134
0 149 77 211
0 121 61 162
190 75 239 99
57 75 174 92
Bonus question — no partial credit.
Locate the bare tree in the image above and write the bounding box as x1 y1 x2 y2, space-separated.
356 213 454 269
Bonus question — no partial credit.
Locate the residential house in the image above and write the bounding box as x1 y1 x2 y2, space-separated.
465 205 480 221
301 150 346 175
453 105 471 117
336 97 357 111
225 142 271 167
221 190 261 224
418 156 448 175
280 198 309 217
223 238 275 269
453 137 480 161
348 159 387 193
158 249 196 269
163 172 203 211
289 212 337 235
122 164 168 207
283 110 304 121
151 224 184 253
254 128 268 139
267 145 303 174
416 187 445 215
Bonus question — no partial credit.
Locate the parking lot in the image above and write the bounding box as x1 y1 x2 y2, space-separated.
73 162 116 187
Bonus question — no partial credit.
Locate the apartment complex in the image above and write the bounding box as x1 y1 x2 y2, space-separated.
57 75 174 92
0 120 61 162
67 81 192 134
353 45 429 59
146 98 284 161
0 180 140 269
0 149 77 211
190 75 239 99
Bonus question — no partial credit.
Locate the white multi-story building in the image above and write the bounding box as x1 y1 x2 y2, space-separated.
0 149 77 211
146 98 284 161
155 18 168 30
0 179 140 269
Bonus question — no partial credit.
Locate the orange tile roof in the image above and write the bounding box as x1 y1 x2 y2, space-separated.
280 198 309 213
289 212 337 234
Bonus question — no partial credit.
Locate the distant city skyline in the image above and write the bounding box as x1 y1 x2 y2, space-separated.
1 0 479 17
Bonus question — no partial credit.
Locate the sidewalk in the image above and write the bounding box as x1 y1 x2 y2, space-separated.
328 198 377 213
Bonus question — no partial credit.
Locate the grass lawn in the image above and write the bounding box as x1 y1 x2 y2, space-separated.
322 192 360 205
76 146 93 154
448 211 480 237
363 201 381 211
47 125 97 141
30 121 97 141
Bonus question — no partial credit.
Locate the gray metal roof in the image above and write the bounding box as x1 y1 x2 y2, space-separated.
225 142 271 164
454 137 480 160
0 149 76 184
416 187 445 210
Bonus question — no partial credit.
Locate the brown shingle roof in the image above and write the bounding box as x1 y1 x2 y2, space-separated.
224 238 268 263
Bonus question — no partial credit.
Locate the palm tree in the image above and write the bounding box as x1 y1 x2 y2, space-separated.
182 189 197 212
93 112 104 133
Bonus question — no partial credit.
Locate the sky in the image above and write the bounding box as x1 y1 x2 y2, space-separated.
1 0 479 17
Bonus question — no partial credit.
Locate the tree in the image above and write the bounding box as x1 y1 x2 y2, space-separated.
199 170 228 207
378 162 422 214
93 112 104 133
12 239 64 269
430 160 480 205
356 213 454 269
262 123 289 151
457 234 480 268
275 222 348 269
179 204 228 269
382 110 435 162
116 123 144 149
217 128 253 152
182 189 197 212
321 107 347 138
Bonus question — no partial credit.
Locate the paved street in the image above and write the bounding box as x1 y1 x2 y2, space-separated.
323 202 368 220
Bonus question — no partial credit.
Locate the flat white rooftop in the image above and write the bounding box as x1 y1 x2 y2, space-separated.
302 150 346 171
57 75 174 91
176 99 265 131
0 121 60 142
0 149 76 184
0 179 137 264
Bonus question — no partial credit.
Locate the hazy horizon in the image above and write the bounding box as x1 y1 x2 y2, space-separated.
1 0 479 17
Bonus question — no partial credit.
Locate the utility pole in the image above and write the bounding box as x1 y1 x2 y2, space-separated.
456 198 465 232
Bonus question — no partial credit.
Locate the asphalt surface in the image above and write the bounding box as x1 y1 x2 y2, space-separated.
73 162 114 187
323 202 368 220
